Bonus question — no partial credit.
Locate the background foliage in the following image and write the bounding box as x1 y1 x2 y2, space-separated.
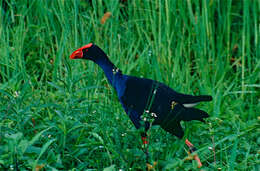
0 0 259 170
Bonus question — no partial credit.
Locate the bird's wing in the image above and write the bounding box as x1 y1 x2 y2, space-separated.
120 76 154 114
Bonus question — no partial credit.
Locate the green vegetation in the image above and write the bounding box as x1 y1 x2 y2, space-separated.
0 0 259 170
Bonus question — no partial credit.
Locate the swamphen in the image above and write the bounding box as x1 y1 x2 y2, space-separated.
70 43 212 168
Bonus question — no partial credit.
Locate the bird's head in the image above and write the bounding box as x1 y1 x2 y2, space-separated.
70 43 96 60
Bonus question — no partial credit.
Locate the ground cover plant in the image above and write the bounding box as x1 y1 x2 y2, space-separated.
0 0 259 170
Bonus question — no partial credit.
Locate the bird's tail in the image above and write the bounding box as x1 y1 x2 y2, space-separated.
194 95 212 102
180 108 209 122
177 94 212 104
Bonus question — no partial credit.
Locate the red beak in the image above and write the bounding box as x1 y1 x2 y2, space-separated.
70 50 83 59
70 43 93 59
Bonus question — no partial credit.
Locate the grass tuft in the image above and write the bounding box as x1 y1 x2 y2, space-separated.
0 0 259 170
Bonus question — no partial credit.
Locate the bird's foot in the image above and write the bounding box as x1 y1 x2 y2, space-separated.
185 139 203 168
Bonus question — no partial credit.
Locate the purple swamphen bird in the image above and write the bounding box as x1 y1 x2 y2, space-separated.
70 43 212 167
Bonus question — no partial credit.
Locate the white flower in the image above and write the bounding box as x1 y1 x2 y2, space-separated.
14 91 19 97
148 50 152 57
112 68 119 74
151 112 157 118
10 165 14 170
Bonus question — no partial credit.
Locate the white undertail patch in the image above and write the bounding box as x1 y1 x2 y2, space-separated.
183 102 199 108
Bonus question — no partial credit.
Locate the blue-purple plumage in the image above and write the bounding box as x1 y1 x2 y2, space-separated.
71 43 212 139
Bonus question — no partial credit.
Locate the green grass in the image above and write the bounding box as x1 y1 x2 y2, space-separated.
0 0 259 170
